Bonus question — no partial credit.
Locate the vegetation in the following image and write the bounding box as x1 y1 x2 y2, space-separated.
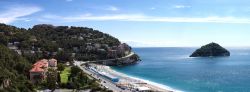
0 45 34 92
0 23 136 91
45 69 58 91
59 66 111 91
60 67 71 84
57 63 66 71
0 23 122 62
190 42 230 57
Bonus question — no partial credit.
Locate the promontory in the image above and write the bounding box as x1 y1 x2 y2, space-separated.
190 42 230 57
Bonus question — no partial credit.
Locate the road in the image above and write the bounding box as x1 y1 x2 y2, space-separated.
74 61 131 92
80 52 136 63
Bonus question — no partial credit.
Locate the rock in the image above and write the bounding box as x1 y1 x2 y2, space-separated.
190 42 230 57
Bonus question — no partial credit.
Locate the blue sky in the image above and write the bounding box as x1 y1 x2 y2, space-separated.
1 0 250 47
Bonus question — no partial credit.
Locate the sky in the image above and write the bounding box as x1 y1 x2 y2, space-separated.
1 0 250 47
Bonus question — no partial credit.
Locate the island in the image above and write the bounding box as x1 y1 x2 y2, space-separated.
190 42 230 57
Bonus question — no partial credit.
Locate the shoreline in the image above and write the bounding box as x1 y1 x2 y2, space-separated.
92 64 183 92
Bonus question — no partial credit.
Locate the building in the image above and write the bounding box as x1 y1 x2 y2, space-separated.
7 42 18 50
29 59 57 84
48 58 57 67
94 43 101 49
14 50 22 55
107 49 118 58
29 59 48 84
136 86 151 92
99 71 119 82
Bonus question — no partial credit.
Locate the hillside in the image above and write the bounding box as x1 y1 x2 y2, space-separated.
190 42 230 57
0 23 139 62
0 23 139 91
0 44 34 92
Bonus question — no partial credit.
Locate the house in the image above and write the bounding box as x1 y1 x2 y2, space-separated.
86 45 94 51
58 48 63 51
78 36 84 40
71 53 76 58
107 49 118 58
29 59 57 84
29 59 48 84
7 42 18 50
0 32 4 35
13 42 20 45
14 50 22 55
94 43 101 49
48 58 57 67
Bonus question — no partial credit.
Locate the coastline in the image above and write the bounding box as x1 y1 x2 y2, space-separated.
93 64 183 92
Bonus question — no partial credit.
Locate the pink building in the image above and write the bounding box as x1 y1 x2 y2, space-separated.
29 59 48 83
29 59 57 83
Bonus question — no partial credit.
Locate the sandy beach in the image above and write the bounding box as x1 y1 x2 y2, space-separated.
91 64 181 92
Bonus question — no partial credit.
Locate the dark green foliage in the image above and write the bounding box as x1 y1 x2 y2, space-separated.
70 66 82 77
0 23 132 91
0 34 8 46
65 66 107 91
0 45 34 91
190 42 230 57
46 69 58 91
57 63 66 71
0 23 121 62
55 51 72 62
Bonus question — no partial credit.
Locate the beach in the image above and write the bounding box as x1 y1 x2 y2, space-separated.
91 64 180 92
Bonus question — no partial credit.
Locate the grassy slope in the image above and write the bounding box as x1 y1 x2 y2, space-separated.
60 67 71 83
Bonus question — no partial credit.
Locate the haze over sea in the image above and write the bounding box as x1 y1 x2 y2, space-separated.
112 47 250 92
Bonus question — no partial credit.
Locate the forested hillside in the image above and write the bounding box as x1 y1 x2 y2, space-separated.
0 23 133 63
0 23 138 91
0 45 34 92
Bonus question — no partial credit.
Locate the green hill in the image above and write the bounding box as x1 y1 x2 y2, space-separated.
0 23 139 91
190 42 230 57
0 23 138 62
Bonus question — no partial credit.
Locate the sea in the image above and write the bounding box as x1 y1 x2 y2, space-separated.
112 47 250 92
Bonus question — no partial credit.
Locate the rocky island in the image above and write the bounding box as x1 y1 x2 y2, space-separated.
190 42 230 57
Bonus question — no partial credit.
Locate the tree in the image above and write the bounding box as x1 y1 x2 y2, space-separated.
0 44 34 91
0 34 8 45
55 51 72 62
70 66 81 77
57 63 66 71
46 69 58 91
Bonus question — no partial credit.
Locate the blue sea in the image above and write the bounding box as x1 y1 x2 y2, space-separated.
112 47 250 92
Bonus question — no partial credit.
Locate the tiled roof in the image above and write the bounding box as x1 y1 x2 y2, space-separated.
30 59 49 72
30 66 44 72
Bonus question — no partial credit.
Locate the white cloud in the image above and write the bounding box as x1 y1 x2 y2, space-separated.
40 13 250 24
174 5 191 9
0 6 41 24
106 6 119 11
